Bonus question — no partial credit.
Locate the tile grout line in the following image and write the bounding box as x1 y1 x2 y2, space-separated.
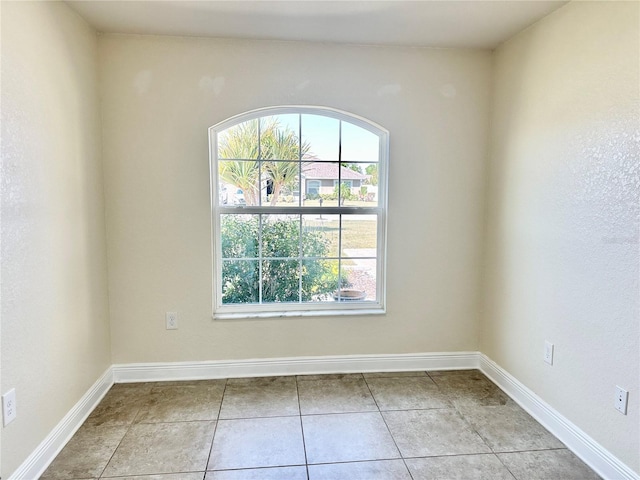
361 373 416 480
493 450 519 480
97 384 152 479
203 378 229 476
430 372 540 480
431 372 504 456
294 376 311 480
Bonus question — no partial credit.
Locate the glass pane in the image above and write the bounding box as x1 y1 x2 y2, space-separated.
261 214 300 258
301 114 339 161
262 260 300 303
221 214 259 259
339 163 374 206
218 119 259 160
341 215 377 255
218 160 259 206
218 180 230 205
347 182 377 206
260 115 300 161
302 162 341 207
221 260 259 304
361 164 379 204
340 260 377 302
341 121 380 162
261 162 300 206
302 214 339 258
302 259 339 302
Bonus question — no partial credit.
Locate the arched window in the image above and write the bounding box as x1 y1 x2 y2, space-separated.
209 106 388 318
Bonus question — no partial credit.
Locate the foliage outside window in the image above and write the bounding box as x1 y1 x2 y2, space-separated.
210 107 388 318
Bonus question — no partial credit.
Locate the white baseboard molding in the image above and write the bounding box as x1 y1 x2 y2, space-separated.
8 367 114 480
112 351 480 383
480 354 639 480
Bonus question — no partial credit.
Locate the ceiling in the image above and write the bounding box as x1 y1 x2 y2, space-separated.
67 1 567 49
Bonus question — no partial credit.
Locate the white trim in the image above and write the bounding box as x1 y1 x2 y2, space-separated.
480 354 639 480
214 307 386 320
112 352 480 383
8 368 114 480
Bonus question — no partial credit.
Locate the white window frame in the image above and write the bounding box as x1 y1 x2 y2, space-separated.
209 106 388 319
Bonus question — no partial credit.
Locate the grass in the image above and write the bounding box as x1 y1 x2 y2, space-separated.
304 218 377 254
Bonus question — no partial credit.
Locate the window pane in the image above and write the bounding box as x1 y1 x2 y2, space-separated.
301 114 339 161
218 181 229 205
341 121 379 163
302 162 343 207
262 260 300 303
302 259 339 302
345 181 378 206
361 164 379 204
218 119 259 160
260 115 300 161
261 161 300 206
341 215 377 255
340 261 377 302
221 260 259 304
301 162 368 207
218 160 259 206
302 214 339 258
221 214 258 258
261 214 300 258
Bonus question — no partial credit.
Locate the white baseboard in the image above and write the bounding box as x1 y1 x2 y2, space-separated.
480 354 639 480
112 351 480 383
8 368 114 480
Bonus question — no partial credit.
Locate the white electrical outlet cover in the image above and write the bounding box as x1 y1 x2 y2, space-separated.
544 341 554 365
166 311 178 330
2 388 17 426
615 386 628 415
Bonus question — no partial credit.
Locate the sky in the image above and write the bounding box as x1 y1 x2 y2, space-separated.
220 113 380 164
279 113 379 163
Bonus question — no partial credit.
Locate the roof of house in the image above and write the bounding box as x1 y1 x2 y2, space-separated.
302 162 368 180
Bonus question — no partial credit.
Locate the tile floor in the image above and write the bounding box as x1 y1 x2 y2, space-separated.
41 370 601 480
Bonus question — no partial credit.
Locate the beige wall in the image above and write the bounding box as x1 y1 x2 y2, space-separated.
0 2 112 476
99 35 492 363
482 1 639 472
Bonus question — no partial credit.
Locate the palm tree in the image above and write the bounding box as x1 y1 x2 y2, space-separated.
218 117 310 205
261 126 311 205
218 119 260 205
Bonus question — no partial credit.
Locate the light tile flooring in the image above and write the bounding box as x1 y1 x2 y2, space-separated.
41 370 600 480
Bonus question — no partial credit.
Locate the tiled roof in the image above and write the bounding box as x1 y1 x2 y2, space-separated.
302 162 368 180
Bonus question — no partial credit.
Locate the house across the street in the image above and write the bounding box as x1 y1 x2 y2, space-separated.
302 162 369 197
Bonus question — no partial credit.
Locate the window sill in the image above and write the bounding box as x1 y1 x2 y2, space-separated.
213 307 386 321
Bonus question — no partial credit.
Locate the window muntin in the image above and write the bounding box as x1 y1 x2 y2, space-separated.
210 107 387 318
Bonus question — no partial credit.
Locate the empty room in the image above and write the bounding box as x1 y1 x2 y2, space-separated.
1 1 638 479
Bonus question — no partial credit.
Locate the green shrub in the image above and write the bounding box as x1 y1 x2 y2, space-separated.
332 182 353 203
221 216 341 303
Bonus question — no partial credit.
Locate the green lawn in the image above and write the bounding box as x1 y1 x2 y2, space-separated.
304 218 377 254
